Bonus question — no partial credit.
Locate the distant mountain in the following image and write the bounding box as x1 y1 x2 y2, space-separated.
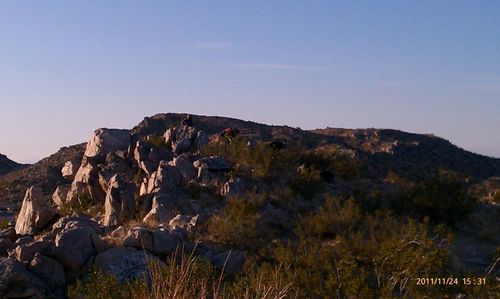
0 154 24 176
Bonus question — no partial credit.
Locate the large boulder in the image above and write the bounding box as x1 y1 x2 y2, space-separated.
72 156 97 184
194 131 209 151
0 257 47 299
142 194 175 226
168 156 197 183
94 247 158 283
61 161 80 181
53 226 105 280
146 162 182 194
134 140 173 177
164 126 207 155
98 153 136 192
68 157 105 204
51 215 103 235
123 226 154 252
203 250 245 276
168 214 197 231
84 128 131 158
28 253 66 292
52 184 71 207
103 175 136 227
151 229 180 256
15 187 57 236
193 156 232 172
13 239 51 263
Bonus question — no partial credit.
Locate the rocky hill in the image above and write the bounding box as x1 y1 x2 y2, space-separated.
0 154 24 176
137 113 500 179
0 113 498 298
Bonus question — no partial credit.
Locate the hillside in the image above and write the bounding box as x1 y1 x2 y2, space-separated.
0 113 498 298
0 144 85 210
0 154 24 176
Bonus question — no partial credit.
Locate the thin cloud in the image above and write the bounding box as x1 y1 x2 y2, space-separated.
192 42 232 49
234 63 323 71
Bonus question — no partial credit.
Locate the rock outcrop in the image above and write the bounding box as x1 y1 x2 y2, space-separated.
144 161 182 194
61 161 80 181
142 194 175 226
53 224 105 280
84 128 131 159
103 175 136 227
164 125 208 155
15 187 56 236
0 257 47 299
28 253 66 293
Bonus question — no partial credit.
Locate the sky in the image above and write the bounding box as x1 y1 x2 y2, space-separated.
0 1 499 163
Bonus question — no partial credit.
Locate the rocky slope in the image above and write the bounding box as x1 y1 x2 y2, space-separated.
0 113 498 298
0 154 24 176
0 144 85 210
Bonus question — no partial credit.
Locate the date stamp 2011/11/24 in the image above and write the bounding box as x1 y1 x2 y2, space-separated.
415 277 487 286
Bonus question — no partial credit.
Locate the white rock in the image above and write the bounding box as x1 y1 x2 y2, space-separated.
15 187 57 236
61 161 80 180
84 128 130 158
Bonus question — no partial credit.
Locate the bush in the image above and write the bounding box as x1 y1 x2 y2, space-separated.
207 197 260 248
202 137 300 178
260 198 453 298
147 134 167 148
59 192 98 217
287 166 324 200
0 217 9 229
398 172 476 225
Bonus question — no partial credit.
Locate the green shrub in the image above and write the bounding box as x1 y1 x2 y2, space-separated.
259 197 453 298
202 137 300 178
287 165 324 200
0 217 9 229
68 267 127 299
208 197 260 248
147 134 167 148
398 172 475 225
59 192 97 217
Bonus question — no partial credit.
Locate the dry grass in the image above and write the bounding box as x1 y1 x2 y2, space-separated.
69 246 297 299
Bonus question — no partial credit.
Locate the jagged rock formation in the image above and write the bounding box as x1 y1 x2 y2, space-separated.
14 187 56 235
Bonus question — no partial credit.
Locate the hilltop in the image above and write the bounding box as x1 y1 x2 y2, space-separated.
0 113 498 298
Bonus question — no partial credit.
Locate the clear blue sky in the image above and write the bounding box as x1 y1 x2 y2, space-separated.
1 1 499 163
